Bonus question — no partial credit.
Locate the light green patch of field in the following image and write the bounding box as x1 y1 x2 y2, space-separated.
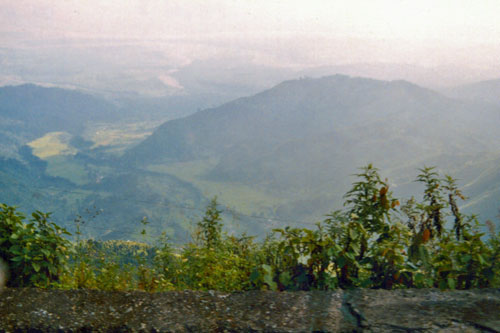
148 160 286 216
45 155 89 185
28 132 76 158
84 121 161 150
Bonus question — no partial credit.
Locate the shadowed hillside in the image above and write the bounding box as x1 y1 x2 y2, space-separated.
124 75 500 225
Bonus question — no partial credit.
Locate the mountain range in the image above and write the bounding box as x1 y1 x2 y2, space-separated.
125 75 500 225
1 75 500 241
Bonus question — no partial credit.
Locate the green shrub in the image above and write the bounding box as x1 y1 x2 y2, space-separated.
2 164 499 291
262 164 500 290
174 198 259 291
0 204 71 287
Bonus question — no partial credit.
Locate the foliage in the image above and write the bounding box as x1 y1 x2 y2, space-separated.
257 165 499 291
61 239 155 291
323 164 402 288
196 197 223 249
176 198 259 291
251 226 335 290
0 204 71 287
178 238 253 291
1 164 499 291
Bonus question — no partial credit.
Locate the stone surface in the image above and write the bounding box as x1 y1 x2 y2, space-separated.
345 289 500 332
0 288 498 332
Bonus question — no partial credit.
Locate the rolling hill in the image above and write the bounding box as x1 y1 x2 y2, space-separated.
125 75 500 227
0 83 277 242
2 76 500 241
0 84 120 159
445 78 500 106
0 84 120 135
0 84 216 242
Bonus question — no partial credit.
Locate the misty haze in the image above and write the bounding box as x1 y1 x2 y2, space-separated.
1 0 500 305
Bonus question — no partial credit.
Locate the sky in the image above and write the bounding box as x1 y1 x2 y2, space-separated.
2 0 500 93
3 0 500 42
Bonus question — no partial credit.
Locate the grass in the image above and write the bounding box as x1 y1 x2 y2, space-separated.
147 160 286 216
28 132 76 158
84 121 160 151
26 121 160 183
45 155 89 185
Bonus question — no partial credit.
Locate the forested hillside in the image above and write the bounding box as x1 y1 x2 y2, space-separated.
0 84 211 241
0 84 120 159
125 75 500 229
1 76 500 241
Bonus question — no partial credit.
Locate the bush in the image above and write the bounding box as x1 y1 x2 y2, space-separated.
256 165 500 290
2 164 499 291
0 204 71 287
173 198 260 291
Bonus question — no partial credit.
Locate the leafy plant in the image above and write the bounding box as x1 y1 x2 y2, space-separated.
401 167 499 289
261 225 335 290
196 196 223 249
324 164 402 288
3 164 499 292
0 204 71 287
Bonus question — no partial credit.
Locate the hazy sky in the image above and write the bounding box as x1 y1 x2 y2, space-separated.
2 0 499 41
2 0 500 92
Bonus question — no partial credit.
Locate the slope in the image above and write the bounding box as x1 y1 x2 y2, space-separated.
445 78 500 106
0 84 120 158
0 84 220 242
125 75 500 225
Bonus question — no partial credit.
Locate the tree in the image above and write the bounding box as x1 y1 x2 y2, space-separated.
197 197 223 249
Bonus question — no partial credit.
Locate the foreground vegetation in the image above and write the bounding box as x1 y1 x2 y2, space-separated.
1 165 499 291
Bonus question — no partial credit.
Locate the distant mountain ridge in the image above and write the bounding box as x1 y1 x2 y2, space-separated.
0 84 121 159
2 76 500 240
126 75 500 165
0 83 211 241
0 84 119 136
127 76 431 161
445 78 500 106
125 75 500 225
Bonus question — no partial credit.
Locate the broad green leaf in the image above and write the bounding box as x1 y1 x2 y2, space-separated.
249 269 260 283
439 279 448 290
32 262 41 272
447 277 456 290
350 242 360 254
262 264 273 275
263 275 277 291
279 271 292 287
349 228 358 239
11 255 23 262
461 254 472 263
337 256 346 268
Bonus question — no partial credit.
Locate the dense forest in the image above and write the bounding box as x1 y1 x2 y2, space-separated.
1 164 499 291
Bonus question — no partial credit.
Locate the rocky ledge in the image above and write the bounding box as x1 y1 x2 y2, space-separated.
0 288 499 332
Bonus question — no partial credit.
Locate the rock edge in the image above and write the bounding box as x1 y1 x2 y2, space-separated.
0 288 499 332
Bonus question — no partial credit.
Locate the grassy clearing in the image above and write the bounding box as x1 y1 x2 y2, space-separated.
84 121 160 150
28 132 76 158
148 160 286 216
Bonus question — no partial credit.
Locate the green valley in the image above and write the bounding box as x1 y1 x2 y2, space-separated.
1 76 500 243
